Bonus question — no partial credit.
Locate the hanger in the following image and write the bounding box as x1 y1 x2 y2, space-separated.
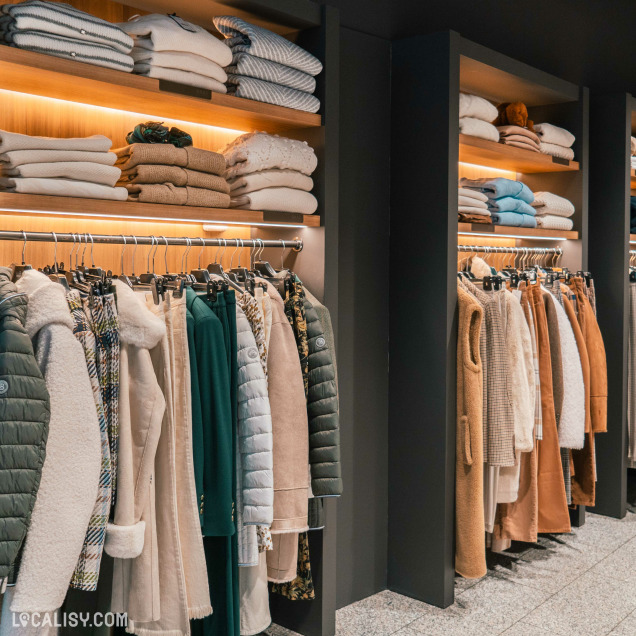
207 238 226 277
11 230 33 281
135 236 164 304
159 236 185 298
253 238 277 278
191 237 211 283
116 235 134 288
230 239 253 284
47 232 71 291
85 234 105 280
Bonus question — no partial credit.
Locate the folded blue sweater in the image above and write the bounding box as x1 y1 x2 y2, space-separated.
488 196 536 215
491 212 537 228
459 177 534 203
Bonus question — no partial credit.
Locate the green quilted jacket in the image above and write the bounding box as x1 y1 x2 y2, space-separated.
304 297 342 496
0 267 50 587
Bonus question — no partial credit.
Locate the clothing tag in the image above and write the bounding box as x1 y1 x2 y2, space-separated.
167 13 197 33
316 337 326 349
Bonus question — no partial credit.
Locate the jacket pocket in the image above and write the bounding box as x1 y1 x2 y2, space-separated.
459 415 473 466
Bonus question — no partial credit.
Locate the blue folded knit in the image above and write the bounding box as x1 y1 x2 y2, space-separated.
488 197 536 215
459 177 534 203
491 212 537 228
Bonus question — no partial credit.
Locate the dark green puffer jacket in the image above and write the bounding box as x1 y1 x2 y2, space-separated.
0 267 50 587
304 297 342 496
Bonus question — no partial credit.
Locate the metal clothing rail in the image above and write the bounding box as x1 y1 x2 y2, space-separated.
0 231 303 251
457 245 562 255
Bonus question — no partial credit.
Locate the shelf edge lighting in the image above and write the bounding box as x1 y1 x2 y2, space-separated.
458 232 569 241
459 162 517 176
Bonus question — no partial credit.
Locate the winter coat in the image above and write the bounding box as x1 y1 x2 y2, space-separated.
235 303 273 567
0 267 49 589
9 270 101 614
304 297 342 497
106 280 165 624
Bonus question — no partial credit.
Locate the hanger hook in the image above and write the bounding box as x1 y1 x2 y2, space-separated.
51 232 58 274
161 236 169 274
21 230 27 265
68 232 76 268
238 239 245 268
280 240 286 270
230 239 240 270
87 233 95 267
220 238 228 266
185 237 192 272
198 237 205 268
151 236 159 274
120 235 127 275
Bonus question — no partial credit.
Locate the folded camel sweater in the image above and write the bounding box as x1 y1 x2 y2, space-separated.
0 176 127 200
0 130 112 153
459 117 499 143
500 138 541 153
226 75 319 113
229 169 313 195
118 13 231 67
534 215 574 230
213 15 322 76
125 183 230 208
534 123 575 148
0 0 133 53
223 132 317 179
459 93 498 122
459 212 491 224
133 64 227 93
539 141 575 161
531 191 575 218
118 164 229 193
130 49 227 83
0 149 117 168
231 187 318 214
227 52 316 94
114 144 225 176
3 161 121 186
496 125 541 144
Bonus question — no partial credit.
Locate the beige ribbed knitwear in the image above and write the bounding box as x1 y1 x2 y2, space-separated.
119 164 229 192
126 183 231 208
115 144 226 175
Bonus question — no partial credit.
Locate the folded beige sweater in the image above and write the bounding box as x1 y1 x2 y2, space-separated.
3 162 121 186
231 187 317 214
229 169 313 196
0 130 112 153
114 144 225 176
125 183 230 208
496 125 540 144
118 164 229 193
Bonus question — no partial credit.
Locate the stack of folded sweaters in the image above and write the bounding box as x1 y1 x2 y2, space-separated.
0 0 134 72
459 93 499 142
117 14 232 93
496 125 541 152
458 187 490 224
114 144 230 208
223 132 318 214
534 123 576 161
0 129 126 200
213 16 322 113
459 177 536 228
530 191 575 230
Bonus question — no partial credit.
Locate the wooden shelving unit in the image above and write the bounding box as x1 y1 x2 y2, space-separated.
458 222 578 239
459 134 579 173
0 192 320 227
0 47 321 134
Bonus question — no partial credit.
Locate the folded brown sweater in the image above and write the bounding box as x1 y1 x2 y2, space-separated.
501 139 541 153
126 183 231 208
114 144 226 175
458 212 492 224
118 164 230 193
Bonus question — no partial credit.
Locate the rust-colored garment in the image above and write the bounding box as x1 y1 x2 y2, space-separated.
529 283 571 533
125 183 231 208
455 286 486 578
118 164 230 193
458 213 491 224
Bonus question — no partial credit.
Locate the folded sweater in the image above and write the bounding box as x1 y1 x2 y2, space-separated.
458 212 492 224
227 52 316 94
231 187 318 214
539 142 575 161
226 75 319 114
534 215 574 231
130 49 227 83
125 183 230 208
213 15 322 76
223 132 317 179
458 187 488 203
496 125 541 143
0 0 133 53
0 29 134 72
458 117 499 143
118 164 229 193
501 138 540 153
458 93 498 122
534 123 575 148
459 177 534 203
229 169 313 196
0 176 127 200
0 130 112 153
2 161 121 186
132 64 227 93
531 191 575 218
114 144 225 176
0 149 117 168
458 205 490 216
458 195 488 210
491 212 537 228
488 196 536 216
118 14 231 67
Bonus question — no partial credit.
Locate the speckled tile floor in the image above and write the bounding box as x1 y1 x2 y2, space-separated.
265 509 636 636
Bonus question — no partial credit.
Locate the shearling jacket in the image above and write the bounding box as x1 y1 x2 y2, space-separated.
8 270 101 615
304 297 342 497
0 267 49 589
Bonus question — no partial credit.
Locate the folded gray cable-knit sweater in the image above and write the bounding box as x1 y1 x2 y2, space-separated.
226 75 319 113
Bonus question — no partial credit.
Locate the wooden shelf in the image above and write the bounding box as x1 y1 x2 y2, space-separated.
0 193 320 227
458 222 578 240
0 47 321 133
459 134 579 173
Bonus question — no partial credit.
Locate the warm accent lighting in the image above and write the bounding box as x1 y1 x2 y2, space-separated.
202 225 230 232
459 162 517 177
458 231 569 241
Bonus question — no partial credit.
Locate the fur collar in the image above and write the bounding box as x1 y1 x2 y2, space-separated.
113 279 165 349
16 269 73 338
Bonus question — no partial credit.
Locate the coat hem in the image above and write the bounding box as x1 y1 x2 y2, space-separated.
188 604 213 620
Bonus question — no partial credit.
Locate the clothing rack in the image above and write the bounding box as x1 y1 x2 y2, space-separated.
457 245 562 256
0 231 303 251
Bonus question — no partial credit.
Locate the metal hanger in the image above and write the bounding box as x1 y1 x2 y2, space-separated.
207 238 226 276
117 235 134 288
191 237 211 283
11 230 33 281
253 238 277 278
48 232 70 291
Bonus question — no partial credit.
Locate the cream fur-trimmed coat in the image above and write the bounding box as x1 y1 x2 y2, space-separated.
4 270 101 617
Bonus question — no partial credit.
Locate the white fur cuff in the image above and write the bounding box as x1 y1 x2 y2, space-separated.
104 521 145 559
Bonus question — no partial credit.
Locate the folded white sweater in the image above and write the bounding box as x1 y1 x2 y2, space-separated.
0 130 112 153
534 215 574 230
132 64 227 93
231 187 317 214
458 186 489 203
0 149 117 168
531 191 575 218
2 161 121 186
459 117 500 143
0 176 127 200
534 123 575 148
118 14 232 67
459 93 498 122
539 141 575 161
229 169 313 196
458 195 488 209
130 49 227 83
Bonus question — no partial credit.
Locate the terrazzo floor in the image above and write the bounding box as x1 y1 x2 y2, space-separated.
265 508 636 636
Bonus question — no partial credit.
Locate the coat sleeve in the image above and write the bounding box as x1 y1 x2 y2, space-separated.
236 307 274 526
304 298 342 497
